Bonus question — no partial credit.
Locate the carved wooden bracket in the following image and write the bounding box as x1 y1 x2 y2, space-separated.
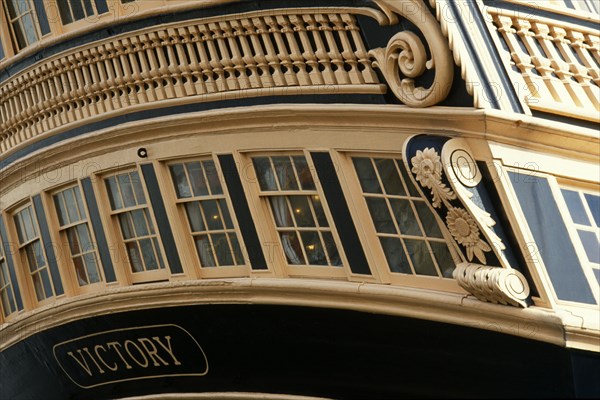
369 0 454 107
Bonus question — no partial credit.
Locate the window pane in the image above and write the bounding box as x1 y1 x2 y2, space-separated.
228 233 244 265
6 0 19 18
254 157 277 191
584 194 599 226
321 231 341 266
83 253 100 283
76 224 93 252
67 227 81 255
375 159 405 195
118 174 136 208
429 241 455 278
212 233 234 266
126 242 144 272
380 237 411 274
293 156 315 190
366 198 395 234
577 230 599 264
218 199 233 229
153 238 165 269
21 13 38 46
71 0 85 20
13 20 28 49
562 189 590 225
33 0 50 34
170 164 191 198
118 213 135 239
310 195 328 227
83 0 95 16
187 162 209 196
54 193 68 226
273 156 299 191
353 158 381 193
73 256 88 285
105 176 123 210
202 200 224 230
204 161 223 195
269 196 293 227
63 188 80 223
131 171 146 204
389 199 422 236
398 160 421 197
131 209 149 236
414 202 443 238
74 187 86 219
195 235 215 267
40 269 53 299
405 239 437 276
94 0 108 13
279 231 305 264
32 273 44 301
139 238 159 270
22 207 37 241
289 196 315 227
300 231 327 265
185 202 205 232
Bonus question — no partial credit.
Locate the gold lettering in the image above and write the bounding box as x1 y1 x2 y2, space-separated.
137 337 170 367
152 336 181 366
94 344 118 372
82 347 105 374
67 349 93 376
124 340 149 368
107 341 133 369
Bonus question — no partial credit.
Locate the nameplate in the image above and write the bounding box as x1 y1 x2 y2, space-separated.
53 324 208 388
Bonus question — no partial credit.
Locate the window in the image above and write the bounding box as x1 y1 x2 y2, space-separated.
352 157 456 278
0 233 18 318
169 159 245 268
53 185 103 287
56 0 108 25
14 204 55 301
4 0 50 50
252 155 342 268
560 187 600 285
105 170 166 280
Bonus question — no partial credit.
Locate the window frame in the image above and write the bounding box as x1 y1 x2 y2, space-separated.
47 182 106 295
2 0 49 51
163 155 251 279
97 166 169 284
0 227 19 321
242 150 349 279
334 151 464 292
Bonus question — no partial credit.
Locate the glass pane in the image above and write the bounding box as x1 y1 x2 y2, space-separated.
310 195 328 227
218 199 233 229
187 162 209 196
126 242 144 272
131 209 149 237
63 188 80 224
562 190 590 225
170 164 191 198
83 0 95 17
117 174 136 208
380 237 411 274
195 235 215 267
273 156 299 191
389 199 422 236
26 245 38 272
21 14 38 46
293 156 315 190
212 233 234 266
22 207 37 241
577 230 599 264
321 231 341 266
83 253 100 283
74 187 86 219
54 193 68 226
269 196 293 227
15 0 30 13
414 202 443 238
405 239 438 276
40 269 53 299
6 0 19 18
67 227 81 255
366 198 396 234
289 196 315 227
71 0 85 20
32 273 44 301
185 202 205 232
105 176 123 210
228 233 244 265
254 157 277 191
76 224 93 252
118 213 135 239
584 194 599 226
202 200 224 230
300 231 327 265
13 20 28 50
429 241 455 278
204 161 223 195
73 256 88 285
131 171 147 205
353 158 381 193
153 238 165 269
139 238 159 270
398 160 421 197
593 269 600 286
279 231 305 265
375 159 405 195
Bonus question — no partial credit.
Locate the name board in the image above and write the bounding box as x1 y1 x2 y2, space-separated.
53 324 208 388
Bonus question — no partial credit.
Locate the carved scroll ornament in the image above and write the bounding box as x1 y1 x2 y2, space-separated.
370 0 454 107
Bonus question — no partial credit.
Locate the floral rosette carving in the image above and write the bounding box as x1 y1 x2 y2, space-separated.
410 147 492 264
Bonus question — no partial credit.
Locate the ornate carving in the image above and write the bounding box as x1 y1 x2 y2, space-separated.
454 263 530 308
369 0 454 107
446 208 492 264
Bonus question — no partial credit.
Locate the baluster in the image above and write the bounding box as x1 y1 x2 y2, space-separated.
242 18 274 87
230 19 262 88
289 14 321 85
277 15 310 85
253 17 286 86
221 20 251 90
317 14 348 84
342 14 378 83
330 14 361 84
303 14 336 84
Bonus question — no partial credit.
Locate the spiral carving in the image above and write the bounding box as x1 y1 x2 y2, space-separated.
454 263 530 308
369 0 454 107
